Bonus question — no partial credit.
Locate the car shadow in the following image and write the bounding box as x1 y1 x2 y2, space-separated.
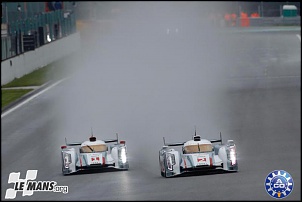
63 168 128 176
169 169 237 178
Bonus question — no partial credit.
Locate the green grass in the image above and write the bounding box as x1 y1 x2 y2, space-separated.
1 63 57 110
1 65 54 88
1 53 76 110
1 89 33 108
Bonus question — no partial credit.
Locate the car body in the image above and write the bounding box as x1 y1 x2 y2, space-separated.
159 132 238 177
60 133 129 175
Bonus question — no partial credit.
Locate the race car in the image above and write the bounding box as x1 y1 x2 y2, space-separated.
60 133 129 175
159 131 238 177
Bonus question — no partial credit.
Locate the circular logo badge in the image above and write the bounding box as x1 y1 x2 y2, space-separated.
264 170 294 199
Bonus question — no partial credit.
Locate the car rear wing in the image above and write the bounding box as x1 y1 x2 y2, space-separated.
64 133 120 146
162 132 223 147
210 132 223 144
104 133 119 143
65 138 82 146
162 137 185 147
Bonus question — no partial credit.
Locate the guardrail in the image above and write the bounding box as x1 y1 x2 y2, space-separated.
1 2 77 61
247 16 301 26
233 16 300 27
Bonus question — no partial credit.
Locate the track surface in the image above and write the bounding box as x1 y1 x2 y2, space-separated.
1 20 301 201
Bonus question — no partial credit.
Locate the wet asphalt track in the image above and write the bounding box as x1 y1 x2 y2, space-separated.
1 23 301 200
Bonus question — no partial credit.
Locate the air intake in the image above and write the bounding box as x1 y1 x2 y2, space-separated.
193 135 201 141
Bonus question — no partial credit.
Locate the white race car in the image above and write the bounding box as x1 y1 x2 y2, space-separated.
61 133 129 175
159 132 238 177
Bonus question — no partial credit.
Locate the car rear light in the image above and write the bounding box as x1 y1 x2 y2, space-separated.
120 140 125 145
61 145 67 149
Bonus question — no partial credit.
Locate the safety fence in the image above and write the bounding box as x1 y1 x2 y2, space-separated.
1 2 77 61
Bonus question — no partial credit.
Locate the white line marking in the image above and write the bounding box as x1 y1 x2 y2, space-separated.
296 34 301 41
1 79 66 118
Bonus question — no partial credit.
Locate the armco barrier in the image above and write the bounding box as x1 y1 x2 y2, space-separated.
238 17 300 27
1 32 80 86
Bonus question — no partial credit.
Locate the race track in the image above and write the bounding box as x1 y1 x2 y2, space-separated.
1 12 301 201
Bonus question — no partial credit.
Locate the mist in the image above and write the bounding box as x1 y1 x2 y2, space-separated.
54 2 232 167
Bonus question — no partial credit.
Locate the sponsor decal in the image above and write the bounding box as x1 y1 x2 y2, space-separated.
89 153 101 164
197 157 206 162
5 170 68 199
264 170 294 199
196 154 209 165
91 156 100 162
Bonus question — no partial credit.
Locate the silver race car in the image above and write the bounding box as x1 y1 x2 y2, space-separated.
61 133 129 175
159 131 238 177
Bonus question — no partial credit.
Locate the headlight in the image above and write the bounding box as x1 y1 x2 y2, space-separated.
166 153 175 171
120 147 127 164
229 147 236 166
63 153 72 168
227 140 237 166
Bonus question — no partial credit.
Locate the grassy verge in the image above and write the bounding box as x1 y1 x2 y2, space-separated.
1 64 54 110
2 65 54 88
2 66 55 109
1 89 33 108
1 53 76 110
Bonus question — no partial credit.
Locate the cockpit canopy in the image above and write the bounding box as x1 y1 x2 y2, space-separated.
183 139 213 154
80 138 107 153
80 144 107 153
184 144 212 153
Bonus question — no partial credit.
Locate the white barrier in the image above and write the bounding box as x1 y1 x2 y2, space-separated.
1 32 81 86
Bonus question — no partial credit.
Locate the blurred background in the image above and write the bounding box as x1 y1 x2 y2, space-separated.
1 1 300 61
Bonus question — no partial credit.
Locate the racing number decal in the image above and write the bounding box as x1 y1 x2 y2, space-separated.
196 154 209 165
89 154 101 164
197 157 206 162
91 156 100 162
